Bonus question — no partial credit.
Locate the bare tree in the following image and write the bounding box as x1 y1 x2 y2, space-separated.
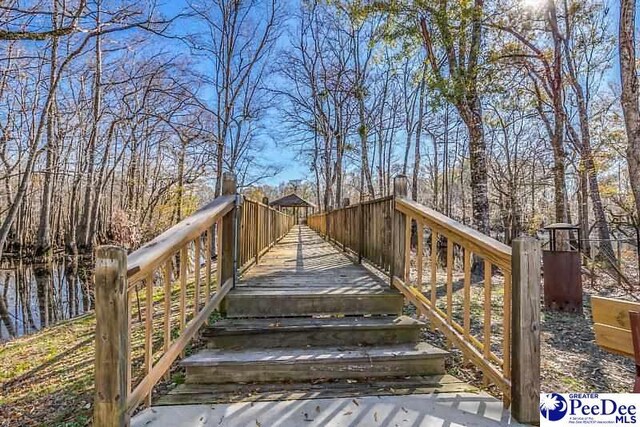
619 0 640 220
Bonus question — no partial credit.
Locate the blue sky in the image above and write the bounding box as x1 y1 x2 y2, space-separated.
155 0 635 188
157 0 308 186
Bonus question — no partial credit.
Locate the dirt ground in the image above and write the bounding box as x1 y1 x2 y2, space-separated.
2 249 636 426
402 252 636 398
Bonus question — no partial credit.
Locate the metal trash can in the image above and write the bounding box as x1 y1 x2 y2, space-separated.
542 223 583 314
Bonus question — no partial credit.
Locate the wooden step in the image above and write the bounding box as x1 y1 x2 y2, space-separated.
202 316 424 349
181 343 448 384
223 287 403 317
155 374 474 406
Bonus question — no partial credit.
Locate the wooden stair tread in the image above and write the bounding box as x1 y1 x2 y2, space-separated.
179 226 451 387
203 315 423 336
224 289 403 318
155 375 474 406
228 285 398 295
202 315 424 349
182 343 448 367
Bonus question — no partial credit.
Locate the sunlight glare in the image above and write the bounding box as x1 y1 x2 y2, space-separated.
522 0 545 9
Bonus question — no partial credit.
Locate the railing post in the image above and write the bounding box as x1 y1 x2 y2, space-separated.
342 198 350 251
392 175 408 285
358 203 363 263
263 197 271 249
94 246 129 427
221 172 237 288
630 311 640 392
326 205 332 242
254 199 260 263
511 237 541 425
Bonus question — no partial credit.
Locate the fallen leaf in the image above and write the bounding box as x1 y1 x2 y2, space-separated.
344 411 353 416
352 399 359 406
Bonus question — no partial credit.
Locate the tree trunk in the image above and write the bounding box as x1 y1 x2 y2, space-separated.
335 132 344 206
548 0 568 223
412 74 426 202
355 60 375 197
36 5 59 258
619 0 640 219
77 6 102 252
578 167 590 253
560 1 614 258
173 138 187 222
460 104 490 234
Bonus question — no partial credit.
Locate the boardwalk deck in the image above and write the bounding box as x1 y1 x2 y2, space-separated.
224 225 404 317
96 179 539 426
236 225 391 293
132 224 522 426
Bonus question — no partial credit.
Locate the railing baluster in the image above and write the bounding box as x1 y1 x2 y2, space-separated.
503 270 512 379
446 238 453 324
144 273 153 407
216 218 223 296
205 229 212 302
163 260 172 381
463 248 471 339
392 175 408 284
430 231 437 306
194 238 201 314
127 286 133 398
483 259 493 370
404 216 411 282
416 221 424 289
179 246 187 337
254 203 259 262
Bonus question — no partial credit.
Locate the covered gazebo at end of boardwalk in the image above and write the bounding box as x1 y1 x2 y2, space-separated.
269 193 316 224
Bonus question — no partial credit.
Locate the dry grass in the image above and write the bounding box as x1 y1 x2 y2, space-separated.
0 275 214 427
404 249 636 399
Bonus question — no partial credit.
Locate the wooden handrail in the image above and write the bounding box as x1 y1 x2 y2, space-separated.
395 198 512 272
94 173 295 427
127 195 235 285
308 175 541 424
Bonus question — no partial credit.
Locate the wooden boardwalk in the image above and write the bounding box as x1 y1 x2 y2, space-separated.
137 225 520 426
238 225 392 293
158 224 453 403
95 176 540 426
224 225 403 317
126 222 525 426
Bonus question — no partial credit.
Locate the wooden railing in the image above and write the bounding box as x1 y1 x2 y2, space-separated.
239 197 295 273
308 196 394 270
93 173 294 426
308 175 541 425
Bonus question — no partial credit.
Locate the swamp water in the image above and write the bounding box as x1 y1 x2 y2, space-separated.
0 257 93 341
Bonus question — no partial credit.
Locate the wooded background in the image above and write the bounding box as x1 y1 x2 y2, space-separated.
0 0 639 269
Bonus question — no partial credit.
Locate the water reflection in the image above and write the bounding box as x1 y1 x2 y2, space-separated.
0 257 93 341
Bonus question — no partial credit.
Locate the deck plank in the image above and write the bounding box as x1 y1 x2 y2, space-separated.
234 225 393 295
